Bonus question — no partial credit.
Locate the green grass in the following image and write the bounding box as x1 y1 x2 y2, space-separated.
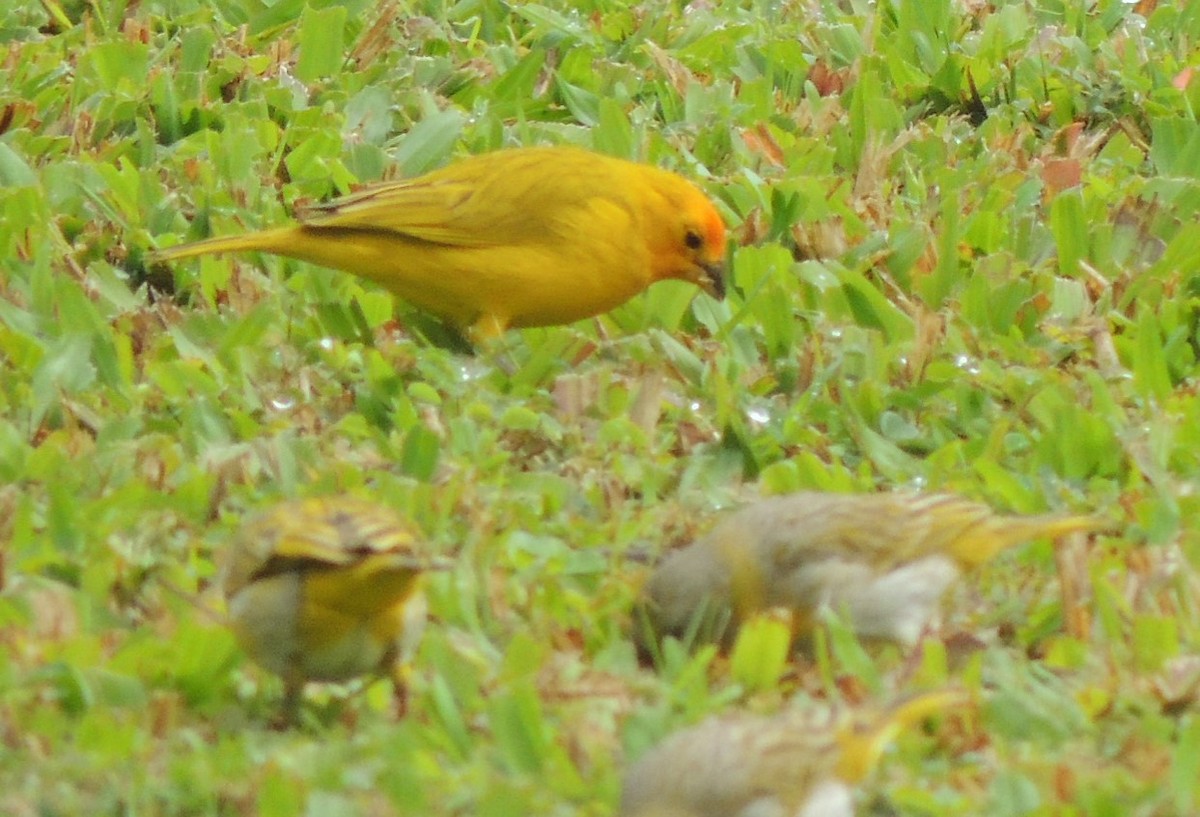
3 0 1200 814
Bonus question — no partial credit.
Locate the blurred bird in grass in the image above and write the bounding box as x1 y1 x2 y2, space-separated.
149 145 727 345
222 495 447 723
621 690 966 817
637 491 1112 652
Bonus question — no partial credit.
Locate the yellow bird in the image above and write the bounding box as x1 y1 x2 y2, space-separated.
150 145 727 343
621 690 964 817
222 495 444 722
638 491 1111 649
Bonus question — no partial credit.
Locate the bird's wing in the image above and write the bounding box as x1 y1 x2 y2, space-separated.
758 493 993 571
296 177 510 246
738 494 900 573
270 499 416 564
224 498 427 597
295 150 627 248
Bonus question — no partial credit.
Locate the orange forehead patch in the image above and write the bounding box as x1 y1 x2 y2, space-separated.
701 197 727 256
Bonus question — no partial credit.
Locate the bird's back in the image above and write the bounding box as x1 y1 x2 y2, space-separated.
621 711 835 817
703 492 1106 572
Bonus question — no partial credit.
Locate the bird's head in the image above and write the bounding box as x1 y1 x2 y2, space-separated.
642 169 728 300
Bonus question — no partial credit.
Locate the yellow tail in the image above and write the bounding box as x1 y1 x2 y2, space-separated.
835 689 968 782
148 227 299 263
951 511 1114 569
906 492 1113 569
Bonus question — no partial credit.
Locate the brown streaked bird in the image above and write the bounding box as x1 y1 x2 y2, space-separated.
150 145 727 343
621 690 965 817
637 491 1111 650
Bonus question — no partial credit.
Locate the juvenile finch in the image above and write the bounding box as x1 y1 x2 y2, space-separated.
222 495 444 722
621 690 963 817
638 491 1111 650
150 145 727 343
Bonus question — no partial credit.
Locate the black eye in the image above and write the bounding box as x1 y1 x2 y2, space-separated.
684 231 703 250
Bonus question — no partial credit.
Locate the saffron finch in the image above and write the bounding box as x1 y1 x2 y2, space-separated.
639 491 1111 649
222 495 445 722
621 690 963 817
151 145 727 342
